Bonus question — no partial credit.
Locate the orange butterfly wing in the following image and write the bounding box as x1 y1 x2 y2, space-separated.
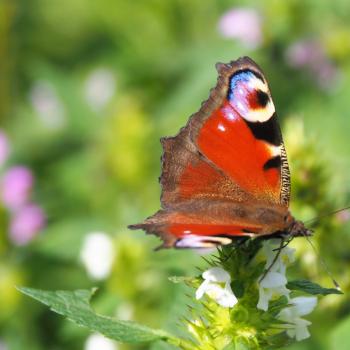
129 57 291 248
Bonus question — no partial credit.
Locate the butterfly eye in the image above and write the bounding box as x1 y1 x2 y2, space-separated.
227 70 275 123
256 90 269 107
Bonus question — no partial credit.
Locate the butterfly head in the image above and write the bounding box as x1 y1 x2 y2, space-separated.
288 218 313 238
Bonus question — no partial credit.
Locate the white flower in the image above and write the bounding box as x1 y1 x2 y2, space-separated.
0 340 8 350
116 302 134 320
257 240 295 311
280 310 312 341
84 68 116 111
80 232 115 280
262 239 295 275
85 333 117 350
29 80 66 129
290 296 318 316
257 271 290 311
278 297 317 341
218 8 263 49
257 241 318 340
196 267 238 308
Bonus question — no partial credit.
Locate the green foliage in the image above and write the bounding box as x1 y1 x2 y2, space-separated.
0 0 350 349
329 315 350 350
18 287 177 344
287 280 343 296
19 238 340 350
168 241 304 349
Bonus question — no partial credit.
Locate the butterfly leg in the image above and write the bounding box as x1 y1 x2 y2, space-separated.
258 238 285 283
272 236 293 251
219 237 249 263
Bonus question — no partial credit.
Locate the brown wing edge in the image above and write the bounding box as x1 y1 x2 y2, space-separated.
215 58 291 207
159 57 266 205
128 57 260 247
280 142 291 206
128 56 291 247
159 56 290 207
128 210 178 248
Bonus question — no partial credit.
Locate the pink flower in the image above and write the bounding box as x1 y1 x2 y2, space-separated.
336 209 350 223
218 8 263 49
29 80 66 129
9 204 46 245
0 340 8 350
0 130 10 167
1 166 33 210
286 40 324 68
285 40 339 89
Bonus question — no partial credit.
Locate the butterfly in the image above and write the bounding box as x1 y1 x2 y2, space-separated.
129 56 311 249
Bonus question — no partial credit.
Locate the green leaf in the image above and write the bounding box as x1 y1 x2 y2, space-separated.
231 280 245 298
287 280 343 295
268 295 289 317
18 287 180 345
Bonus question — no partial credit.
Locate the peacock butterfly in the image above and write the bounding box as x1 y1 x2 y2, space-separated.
129 57 311 248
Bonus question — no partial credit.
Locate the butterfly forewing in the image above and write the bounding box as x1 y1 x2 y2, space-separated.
129 57 291 248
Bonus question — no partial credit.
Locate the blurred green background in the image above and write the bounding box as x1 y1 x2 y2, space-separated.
0 0 350 349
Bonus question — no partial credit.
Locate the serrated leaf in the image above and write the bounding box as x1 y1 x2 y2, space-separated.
287 280 343 295
18 287 180 345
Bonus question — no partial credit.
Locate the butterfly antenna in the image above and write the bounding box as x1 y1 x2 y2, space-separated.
304 234 341 291
305 206 350 226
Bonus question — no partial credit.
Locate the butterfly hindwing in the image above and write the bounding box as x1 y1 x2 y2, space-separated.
129 57 291 248
130 200 288 248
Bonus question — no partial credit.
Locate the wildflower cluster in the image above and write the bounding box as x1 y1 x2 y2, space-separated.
175 238 339 349
0 130 46 245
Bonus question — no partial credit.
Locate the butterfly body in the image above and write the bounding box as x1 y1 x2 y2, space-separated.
129 57 311 248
